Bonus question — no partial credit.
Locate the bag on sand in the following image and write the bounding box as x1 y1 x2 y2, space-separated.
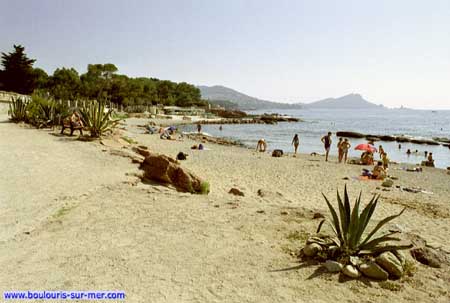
272 149 283 157
177 152 188 160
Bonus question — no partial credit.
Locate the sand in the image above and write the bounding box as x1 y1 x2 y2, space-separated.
0 115 449 302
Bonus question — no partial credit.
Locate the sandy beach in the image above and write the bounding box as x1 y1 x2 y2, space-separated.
1 115 449 302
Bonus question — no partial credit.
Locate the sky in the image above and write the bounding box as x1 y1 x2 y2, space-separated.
1 0 450 109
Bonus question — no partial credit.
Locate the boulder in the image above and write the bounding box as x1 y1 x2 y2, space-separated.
324 260 343 273
410 139 440 145
342 265 361 278
410 247 447 268
140 153 208 194
229 188 244 196
376 252 404 279
359 261 389 280
272 149 284 157
336 131 365 138
379 135 396 141
303 243 322 257
132 146 151 158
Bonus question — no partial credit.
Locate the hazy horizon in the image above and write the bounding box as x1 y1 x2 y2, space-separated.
1 0 450 109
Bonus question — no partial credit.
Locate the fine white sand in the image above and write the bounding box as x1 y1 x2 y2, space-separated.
0 115 449 302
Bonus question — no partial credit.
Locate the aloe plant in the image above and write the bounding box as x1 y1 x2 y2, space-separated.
79 99 120 138
8 97 29 122
317 186 411 257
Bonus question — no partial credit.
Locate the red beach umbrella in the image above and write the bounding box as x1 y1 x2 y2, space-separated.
354 143 377 153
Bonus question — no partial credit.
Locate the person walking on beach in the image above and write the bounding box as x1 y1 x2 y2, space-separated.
321 132 332 162
341 138 351 163
337 138 343 162
292 134 300 155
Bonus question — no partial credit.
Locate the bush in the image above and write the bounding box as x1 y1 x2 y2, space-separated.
8 97 29 122
27 94 69 127
79 99 120 138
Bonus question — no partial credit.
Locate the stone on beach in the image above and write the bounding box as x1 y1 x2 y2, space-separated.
324 260 343 273
229 188 245 196
376 252 404 279
139 152 207 194
303 243 322 257
342 265 361 278
359 261 389 280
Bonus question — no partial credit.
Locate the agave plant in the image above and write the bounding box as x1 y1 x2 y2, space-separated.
317 186 411 257
8 97 29 122
79 99 120 138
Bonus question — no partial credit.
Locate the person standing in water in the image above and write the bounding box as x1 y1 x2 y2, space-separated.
321 132 332 162
292 134 300 155
197 123 202 133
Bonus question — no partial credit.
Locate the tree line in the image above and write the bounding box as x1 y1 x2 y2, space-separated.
0 45 206 108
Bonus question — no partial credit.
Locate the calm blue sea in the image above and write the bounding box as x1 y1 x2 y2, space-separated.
185 108 450 169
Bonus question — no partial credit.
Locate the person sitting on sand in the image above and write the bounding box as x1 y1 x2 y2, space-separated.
337 138 343 163
382 152 389 169
341 138 351 164
321 132 332 162
292 134 300 154
256 139 267 152
379 145 385 159
372 161 387 180
361 151 374 165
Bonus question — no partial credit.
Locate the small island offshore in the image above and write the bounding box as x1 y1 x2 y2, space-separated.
2 0 450 299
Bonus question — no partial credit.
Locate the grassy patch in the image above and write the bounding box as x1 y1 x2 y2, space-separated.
121 136 138 144
52 205 76 220
200 181 210 195
379 281 404 292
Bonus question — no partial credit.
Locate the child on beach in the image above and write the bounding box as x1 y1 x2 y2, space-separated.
256 139 267 152
341 138 351 163
379 145 385 159
292 134 300 154
337 138 343 162
372 161 387 180
321 132 332 162
382 153 389 169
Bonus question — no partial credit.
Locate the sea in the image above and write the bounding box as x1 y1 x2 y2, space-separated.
184 108 450 169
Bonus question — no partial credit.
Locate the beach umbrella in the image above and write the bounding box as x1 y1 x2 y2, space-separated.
355 143 377 153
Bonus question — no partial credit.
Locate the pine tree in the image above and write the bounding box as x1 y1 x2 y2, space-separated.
1 45 37 94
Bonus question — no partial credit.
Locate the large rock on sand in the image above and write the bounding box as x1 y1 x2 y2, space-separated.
140 153 208 194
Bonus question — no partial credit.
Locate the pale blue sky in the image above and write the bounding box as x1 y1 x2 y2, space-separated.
1 0 449 109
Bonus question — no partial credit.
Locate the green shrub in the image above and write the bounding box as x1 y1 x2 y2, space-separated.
79 99 119 138
317 185 411 257
8 97 29 122
27 94 69 127
199 181 210 195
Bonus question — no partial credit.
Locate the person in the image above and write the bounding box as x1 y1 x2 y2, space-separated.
341 138 351 163
361 151 374 165
321 132 332 162
197 123 202 133
379 145 385 159
428 152 434 163
337 138 343 163
372 161 387 180
406 149 411 156
219 125 223 131
398 144 402 149
70 111 83 128
256 139 266 152
292 134 300 154
424 151 428 157
382 152 389 169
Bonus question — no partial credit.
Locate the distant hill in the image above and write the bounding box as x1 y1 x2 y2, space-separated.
303 94 384 109
198 85 303 110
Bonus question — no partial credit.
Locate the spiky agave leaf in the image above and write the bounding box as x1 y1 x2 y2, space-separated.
321 193 344 245
359 208 406 247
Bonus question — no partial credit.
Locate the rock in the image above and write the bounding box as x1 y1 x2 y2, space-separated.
376 252 404 279
342 265 361 278
139 152 208 194
336 131 365 138
382 179 394 187
349 256 362 266
410 139 440 145
303 243 322 257
313 212 325 219
379 135 396 141
324 260 343 273
109 149 144 163
272 149 284 157
132 146 151 157
229 188 244 196
410 247 447 268
359 261 389 280
392 250 406 266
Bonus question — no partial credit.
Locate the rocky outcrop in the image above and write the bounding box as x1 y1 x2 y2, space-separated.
139 153 209 194
410 247 448 268
336 131 365 138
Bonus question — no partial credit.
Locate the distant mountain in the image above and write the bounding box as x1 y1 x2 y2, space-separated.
198 85 303 110
303 94 384 109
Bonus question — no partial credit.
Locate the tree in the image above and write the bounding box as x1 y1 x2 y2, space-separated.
48 68 81 100
80 63 118 99
0 45 37 94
